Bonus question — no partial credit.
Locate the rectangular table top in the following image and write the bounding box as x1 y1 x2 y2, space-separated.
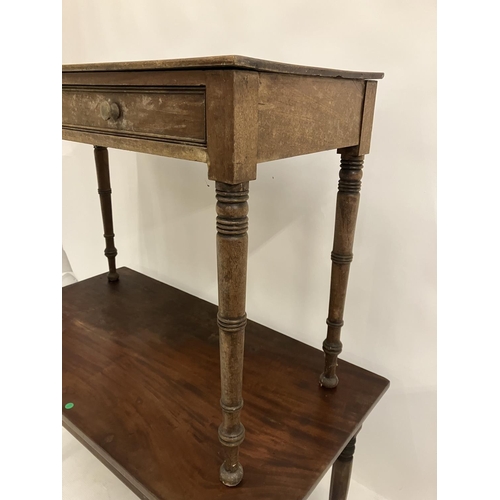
63 267 389 500
63 54 384 80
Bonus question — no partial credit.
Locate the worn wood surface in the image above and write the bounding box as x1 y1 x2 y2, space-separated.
329 435 357 500
206 71 259 183
62 66 380 176
63 129 207 163
339 80 379 157
62 70 208 163
63 85 206 146
62 268 389 500
215 182 250 485
257 74 365 162
357 81 378 155
62 55 384 80
93 146 119 282
62 69 207 87
320 153 364 389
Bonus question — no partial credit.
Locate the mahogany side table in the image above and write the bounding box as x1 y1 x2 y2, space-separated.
62 55 389 500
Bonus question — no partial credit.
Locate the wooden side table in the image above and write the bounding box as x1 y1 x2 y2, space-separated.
62 55 389 500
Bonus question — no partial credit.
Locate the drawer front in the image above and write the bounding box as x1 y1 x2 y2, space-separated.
62 85 206 146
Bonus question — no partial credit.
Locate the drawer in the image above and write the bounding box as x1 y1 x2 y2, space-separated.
62 85 206 146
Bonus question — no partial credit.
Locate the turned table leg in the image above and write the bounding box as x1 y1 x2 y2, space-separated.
329 435 357 500
215 181 249 486
94 146 119 282
320 153 364 388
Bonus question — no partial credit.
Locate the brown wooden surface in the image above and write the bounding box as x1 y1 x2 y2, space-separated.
206 71 259 183
62 69 208 87
62 55 384 80
62 267 389 500
62 129 208 163
353 80 378 156
62 66 379 177
256 74 365 162
62 70 209 163
63 85 206 147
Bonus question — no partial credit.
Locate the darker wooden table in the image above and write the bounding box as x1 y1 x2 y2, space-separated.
62 55 389 500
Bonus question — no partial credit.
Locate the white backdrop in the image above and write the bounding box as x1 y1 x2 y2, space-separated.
62 2 436 499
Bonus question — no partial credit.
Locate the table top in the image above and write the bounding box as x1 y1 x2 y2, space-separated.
62 54 384 80
63 267 389 500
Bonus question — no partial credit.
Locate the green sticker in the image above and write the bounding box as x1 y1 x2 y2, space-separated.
65 402 74 410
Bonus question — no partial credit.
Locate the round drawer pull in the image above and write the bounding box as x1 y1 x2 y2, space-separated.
100 101 121 121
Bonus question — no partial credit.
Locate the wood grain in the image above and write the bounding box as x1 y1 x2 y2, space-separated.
62 70 207 87
62 267 389 500
62 67 380 173
63 85 206 146
354 80 378 156
62 55 384 80
206 71 259 183
62 70 208 163
62 129 207 163
257 74 365 162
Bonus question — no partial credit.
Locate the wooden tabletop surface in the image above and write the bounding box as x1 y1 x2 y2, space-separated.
62 267 389 500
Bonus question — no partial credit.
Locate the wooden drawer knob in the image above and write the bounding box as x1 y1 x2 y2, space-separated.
100 101 121 121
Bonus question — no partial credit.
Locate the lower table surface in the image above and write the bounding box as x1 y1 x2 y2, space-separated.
62 267 389 500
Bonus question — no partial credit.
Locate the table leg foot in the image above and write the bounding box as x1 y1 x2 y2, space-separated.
320 372 339 389
220 461 244 487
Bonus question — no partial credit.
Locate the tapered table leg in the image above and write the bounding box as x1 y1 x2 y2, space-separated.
329 435 357 500
94 146 119 282
215 181 249 487
320 153 364 388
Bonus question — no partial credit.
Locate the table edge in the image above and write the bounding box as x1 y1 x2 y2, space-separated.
63 415 160 500
62 54 384 80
